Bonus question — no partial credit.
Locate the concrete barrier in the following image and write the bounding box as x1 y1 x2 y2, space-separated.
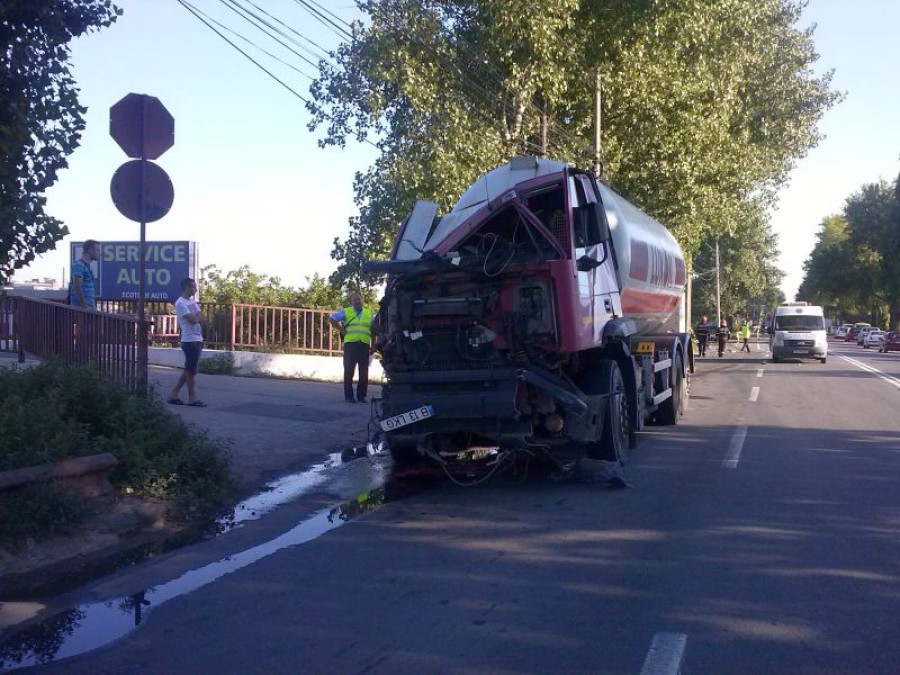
148 346 385 383
0 453 118 498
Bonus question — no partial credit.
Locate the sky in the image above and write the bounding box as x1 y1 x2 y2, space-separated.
14 0 900 302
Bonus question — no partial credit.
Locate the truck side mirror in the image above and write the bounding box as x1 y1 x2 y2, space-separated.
767 325 774 334
576 255 602 272
573 202 611 247
592 201 611 244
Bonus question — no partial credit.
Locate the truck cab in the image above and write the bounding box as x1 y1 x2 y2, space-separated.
365 157 691 470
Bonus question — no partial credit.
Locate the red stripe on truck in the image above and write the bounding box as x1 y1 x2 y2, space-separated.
620 287 681 314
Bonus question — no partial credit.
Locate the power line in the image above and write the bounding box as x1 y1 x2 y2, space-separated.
217 0 327 71
176 0 312 104
228 0 334 62
182 0 318 80
174 0 381 151
291 0 353 41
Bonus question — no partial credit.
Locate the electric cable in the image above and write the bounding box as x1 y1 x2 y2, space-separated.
217 0 327 71
238 0 335 60
291 0 353 40
182 0 318 80
176 0 312 104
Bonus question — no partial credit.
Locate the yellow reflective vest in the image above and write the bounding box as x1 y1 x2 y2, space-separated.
342 307 373 344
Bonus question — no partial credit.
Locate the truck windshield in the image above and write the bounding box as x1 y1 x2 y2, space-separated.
775 315 825 331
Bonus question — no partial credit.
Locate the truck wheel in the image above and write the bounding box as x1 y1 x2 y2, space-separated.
656 352 685 425
585 360 630 464
388 440 422 470
820 357 827 364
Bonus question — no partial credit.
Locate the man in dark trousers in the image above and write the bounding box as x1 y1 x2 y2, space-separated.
329 292 375 403
716 319 730 358
695 315 711 357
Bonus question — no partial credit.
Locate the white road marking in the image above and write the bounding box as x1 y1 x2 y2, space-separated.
839 355 900 390
640 632 688 675
756 369 764 378
749 386 759 402
723 425 748 469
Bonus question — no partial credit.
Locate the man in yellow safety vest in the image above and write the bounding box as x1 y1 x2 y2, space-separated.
329 291 375 403
739 321 752 353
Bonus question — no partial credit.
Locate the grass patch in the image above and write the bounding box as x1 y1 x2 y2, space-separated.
198 351 235 375
0 360 234 548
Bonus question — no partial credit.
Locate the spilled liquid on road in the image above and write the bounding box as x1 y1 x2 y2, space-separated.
0 448 403 671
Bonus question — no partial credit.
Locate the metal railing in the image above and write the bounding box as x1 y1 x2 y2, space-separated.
230 303 341 355
15 296 144 388
95 300 342 355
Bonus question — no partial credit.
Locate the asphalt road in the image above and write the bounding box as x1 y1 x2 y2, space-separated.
9 339 900 674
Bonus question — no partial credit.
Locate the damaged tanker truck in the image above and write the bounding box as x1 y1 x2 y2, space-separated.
364 157 692 470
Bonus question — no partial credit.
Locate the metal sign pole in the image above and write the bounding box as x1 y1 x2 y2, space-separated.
137 98 148 395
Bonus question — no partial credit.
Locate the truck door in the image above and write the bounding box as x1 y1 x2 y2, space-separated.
570 174 616 345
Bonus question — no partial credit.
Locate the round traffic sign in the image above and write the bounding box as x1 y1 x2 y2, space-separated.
110 160 175 223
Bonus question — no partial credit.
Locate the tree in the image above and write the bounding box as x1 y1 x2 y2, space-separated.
798 179 900 328
309 0 840 288
200 265 369 309
691 199 785 324
797 214 863 317
0 0 119 284
843 180 900 327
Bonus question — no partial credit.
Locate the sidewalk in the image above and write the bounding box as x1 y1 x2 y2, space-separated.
0 364 382 600
149 366 382 493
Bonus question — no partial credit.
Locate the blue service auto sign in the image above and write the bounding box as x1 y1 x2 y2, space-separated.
70 241 198 301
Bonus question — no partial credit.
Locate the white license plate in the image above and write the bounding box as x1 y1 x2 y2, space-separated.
380 405 434 432
793 349 808 354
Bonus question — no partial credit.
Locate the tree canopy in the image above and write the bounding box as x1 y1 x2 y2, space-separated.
690 204 785 326
309 0 840 288
798 177 900 328
0 0 120 284
200 265 372 309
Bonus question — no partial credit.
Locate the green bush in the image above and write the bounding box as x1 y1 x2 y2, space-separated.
198 351 235 375
0 484 91 547
0 360 234 547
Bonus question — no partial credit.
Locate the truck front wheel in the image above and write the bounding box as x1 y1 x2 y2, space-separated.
585 360 630 464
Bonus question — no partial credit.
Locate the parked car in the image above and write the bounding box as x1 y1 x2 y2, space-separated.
864 330 885 348
834 324 852 339
845 326 862 342
878 331 900 353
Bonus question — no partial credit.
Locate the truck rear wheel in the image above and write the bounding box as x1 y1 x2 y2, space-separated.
387 440 423 470
585 360 630 464
656 352 685 425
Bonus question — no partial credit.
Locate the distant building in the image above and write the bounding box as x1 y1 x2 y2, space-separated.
4 277 60 291
2 278 67 302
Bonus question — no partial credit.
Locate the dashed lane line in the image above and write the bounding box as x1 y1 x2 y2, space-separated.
756 369 764 378
640 632 688 675
722 425 748 469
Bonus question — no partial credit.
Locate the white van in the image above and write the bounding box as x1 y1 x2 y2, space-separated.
769 302 827 363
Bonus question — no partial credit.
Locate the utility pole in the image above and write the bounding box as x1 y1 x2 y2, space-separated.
715 239 722 325
594 70 602 176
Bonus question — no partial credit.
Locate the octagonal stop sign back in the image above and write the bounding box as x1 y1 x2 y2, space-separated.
110 93 174 160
